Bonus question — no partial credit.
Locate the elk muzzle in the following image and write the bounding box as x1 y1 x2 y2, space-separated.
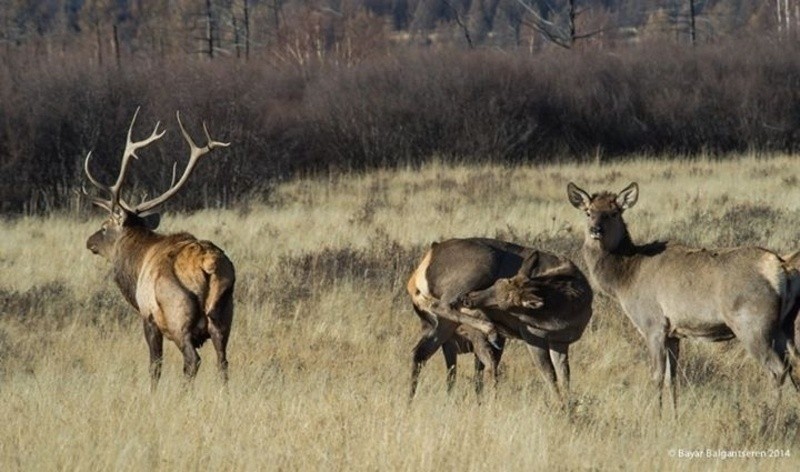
589 225 604 240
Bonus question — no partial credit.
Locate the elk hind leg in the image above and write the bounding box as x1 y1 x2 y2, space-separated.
410 320 456 399
179 334 201 380
207 288 234 382
143 316 163 392
441 340 458 393
737 328 790 407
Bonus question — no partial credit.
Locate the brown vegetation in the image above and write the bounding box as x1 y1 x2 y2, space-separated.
2 38 800 213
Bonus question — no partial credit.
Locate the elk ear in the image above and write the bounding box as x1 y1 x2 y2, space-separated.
141 213 161 230
617 182 639 210
518 251 540 277
567 182 591 210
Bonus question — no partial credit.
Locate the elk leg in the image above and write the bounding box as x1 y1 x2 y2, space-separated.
180 334 201 379
519 329 559 402
646 330 667 414
426 299 501 349
461 330 505 395
442 340 458 393
736 326 789 392
207 278 234 382
548 342 570 401
665 337 681 415
472 338 500 396
410 320 457 399
207 319 230 383
143 316 163 392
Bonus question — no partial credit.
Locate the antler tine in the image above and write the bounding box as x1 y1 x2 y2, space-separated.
84 151 109 193
131 112 229 214
111 107 166 198
202 121 232 150
81 181 113 212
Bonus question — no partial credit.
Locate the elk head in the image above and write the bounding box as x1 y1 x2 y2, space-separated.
457 252 545 311
84 108 229 260
567 182 638 251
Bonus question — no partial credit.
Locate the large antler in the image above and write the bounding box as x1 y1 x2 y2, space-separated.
130 112 230 215
83 107 165 213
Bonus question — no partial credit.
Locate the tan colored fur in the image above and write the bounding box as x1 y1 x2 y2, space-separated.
568 182 799 412
84 110 233 389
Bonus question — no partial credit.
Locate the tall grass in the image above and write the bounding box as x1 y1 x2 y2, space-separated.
1 156 799 470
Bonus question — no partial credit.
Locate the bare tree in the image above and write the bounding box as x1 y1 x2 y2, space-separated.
515 0 607 49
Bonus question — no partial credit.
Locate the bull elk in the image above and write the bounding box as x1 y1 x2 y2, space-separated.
83 108 235 389
567 182 800 412
407 238 593 402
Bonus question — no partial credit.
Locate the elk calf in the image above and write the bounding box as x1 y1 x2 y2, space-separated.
407 238 593 402
410 308 506 398
568 182 800 412
84 108 234 389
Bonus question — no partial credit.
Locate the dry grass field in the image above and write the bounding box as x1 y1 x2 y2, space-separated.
2 156 800 470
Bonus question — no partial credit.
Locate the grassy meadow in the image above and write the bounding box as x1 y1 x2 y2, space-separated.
2 156 800 470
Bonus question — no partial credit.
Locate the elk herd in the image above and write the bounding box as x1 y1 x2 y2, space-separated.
82 109 800 414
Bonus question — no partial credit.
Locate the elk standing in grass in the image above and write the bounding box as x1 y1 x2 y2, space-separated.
409 313 505 398
407 238 593 402
84 108 234 389
567 182 800 412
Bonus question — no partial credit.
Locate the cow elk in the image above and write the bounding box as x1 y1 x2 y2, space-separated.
84 108 235 390
407 238 593 403
567 182 800 413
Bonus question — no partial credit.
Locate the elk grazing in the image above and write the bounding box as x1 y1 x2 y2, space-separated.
407 238 593 402
84 108 235 390
567 182 800 412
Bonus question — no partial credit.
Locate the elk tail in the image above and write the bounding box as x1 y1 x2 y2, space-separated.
201 244 236 323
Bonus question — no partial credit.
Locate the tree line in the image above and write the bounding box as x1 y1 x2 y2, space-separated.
2 1 798 64
1 36 799 214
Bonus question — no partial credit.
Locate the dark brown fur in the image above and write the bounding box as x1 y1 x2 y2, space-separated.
407 238 593 402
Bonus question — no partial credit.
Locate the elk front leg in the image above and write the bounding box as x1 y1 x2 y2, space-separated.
143 316 163 392
519 329 560 405
548 342 570 402
665 337 681 415
646 330 668 415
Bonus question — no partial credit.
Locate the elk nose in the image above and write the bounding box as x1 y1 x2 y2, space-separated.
589 225 603 239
